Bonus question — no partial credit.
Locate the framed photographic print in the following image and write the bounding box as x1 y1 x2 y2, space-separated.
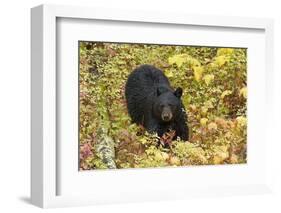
31 4 274 208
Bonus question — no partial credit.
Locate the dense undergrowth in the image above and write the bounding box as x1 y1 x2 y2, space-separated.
79 42 247 170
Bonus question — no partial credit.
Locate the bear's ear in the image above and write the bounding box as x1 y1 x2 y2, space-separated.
157 87 167 96
174 87 183 98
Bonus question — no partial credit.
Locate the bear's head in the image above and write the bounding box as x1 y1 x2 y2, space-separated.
153 86 183 123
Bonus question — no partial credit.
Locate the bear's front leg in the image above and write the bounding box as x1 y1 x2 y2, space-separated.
143 112 159 134
177 126 189 141
175 112 189 141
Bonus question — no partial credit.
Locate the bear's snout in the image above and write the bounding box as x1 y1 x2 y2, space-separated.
161 107 173 122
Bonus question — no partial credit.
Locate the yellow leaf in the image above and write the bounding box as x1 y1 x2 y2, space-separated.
239 87 247 99
217 48 234 56
213 156 222 164
189 104 197 111
200 118 208 126
175 58 185 67
193 66 203 82
220 90 232 99
164 69 174 78
236 116 247 127
213 145 229 164
214 55 228 67
168 54 187 67
189 58 201 67
168 56 175 65
154 152 164 161
139 138 148 144
202 74 214 85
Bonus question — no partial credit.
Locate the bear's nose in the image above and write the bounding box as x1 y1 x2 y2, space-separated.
162 113 172 121
163 115 169 120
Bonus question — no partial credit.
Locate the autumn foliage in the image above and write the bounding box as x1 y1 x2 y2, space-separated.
79 42 247 170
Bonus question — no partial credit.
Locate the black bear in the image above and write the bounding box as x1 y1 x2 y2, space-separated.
125 64 189 142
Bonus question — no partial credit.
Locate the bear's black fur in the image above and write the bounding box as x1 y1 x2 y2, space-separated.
125 64 189 141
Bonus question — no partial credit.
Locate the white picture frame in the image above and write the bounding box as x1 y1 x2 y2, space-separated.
31 4 274 208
